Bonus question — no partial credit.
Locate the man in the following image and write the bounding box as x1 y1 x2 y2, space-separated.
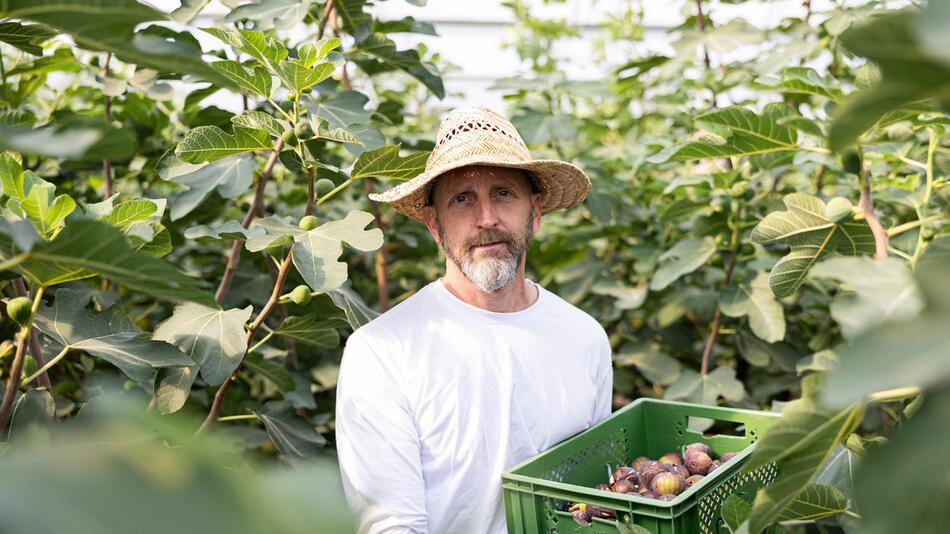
335 106 613 533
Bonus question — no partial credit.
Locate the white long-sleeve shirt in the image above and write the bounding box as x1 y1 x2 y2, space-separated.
335 278 613 534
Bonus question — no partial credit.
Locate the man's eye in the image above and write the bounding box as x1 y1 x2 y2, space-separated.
453 194 467 204
498 190 511 196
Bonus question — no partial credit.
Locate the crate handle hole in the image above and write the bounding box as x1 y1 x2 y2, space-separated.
685 416 747 438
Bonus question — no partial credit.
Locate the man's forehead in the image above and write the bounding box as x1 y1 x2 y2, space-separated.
438 166 529 190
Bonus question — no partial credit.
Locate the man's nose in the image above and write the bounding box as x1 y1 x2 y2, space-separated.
475 199 499 228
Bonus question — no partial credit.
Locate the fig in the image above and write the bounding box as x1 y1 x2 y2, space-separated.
685 475 705 487
658 494 677 501
685 442 712 456
669 465 690 479
299 215 319 231
289 285 312 305
281 128 298 146
587 505 617 520
650 472 685 496
612 466 638 482
6 297 32 326
659 452 683 466
631 456 652 471
595 484 611 492
315 178 336 196
294 121 314 139
637 461 665 488
720 451 737 463
639 491 660 499
571 508 592 526
685 450 712 476
707 460 722 474
611 478 638 494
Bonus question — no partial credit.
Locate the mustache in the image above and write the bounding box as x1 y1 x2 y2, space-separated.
465 229 514 251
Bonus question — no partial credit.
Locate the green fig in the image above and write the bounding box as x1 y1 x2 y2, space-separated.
315 178 335 196
650 472 686 496
659 452 683 466
6 297 33 326
289 285 312 305
298 215 319 231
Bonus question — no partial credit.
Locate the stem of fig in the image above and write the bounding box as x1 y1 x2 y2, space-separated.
20 346 70 388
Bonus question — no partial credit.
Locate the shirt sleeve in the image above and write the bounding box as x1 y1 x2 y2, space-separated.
335 332 428 534
591 330 613 425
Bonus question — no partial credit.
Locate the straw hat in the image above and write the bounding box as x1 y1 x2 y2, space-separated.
368 106 591 222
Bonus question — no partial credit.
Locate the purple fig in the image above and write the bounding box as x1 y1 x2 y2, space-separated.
631 456 652 471
685 475 705 487
571 508 592 526
685 450 713 476
658 493 677 501
613 466 638 482
650 472 686 496
638 461 665 488
720 451 737 463
587 505 617 520
707 460 722 474
611 478 638 494
670 464 690 479
595 484 611 492
659 452 684 466
685 442 712 456
639 491 660 499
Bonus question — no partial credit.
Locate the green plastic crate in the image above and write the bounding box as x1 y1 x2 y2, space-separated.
502 398 781 534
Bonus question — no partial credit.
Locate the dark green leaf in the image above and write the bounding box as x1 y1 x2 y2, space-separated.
0 21 56 55
253 400 327 462
273 315 341 348
153 303 253 386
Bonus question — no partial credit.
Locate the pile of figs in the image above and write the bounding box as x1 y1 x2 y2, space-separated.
566 443 737 526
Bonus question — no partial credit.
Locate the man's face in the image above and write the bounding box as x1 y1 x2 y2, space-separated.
422 165 541 293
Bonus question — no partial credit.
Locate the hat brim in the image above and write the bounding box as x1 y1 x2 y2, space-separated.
367 153 591 223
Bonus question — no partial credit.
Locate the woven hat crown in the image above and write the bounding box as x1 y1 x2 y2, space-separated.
425 107 532 172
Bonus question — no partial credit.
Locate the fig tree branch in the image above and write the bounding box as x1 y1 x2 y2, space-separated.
12 278 51 390
700 221 739 377
857 147 888 261
0 286 46 439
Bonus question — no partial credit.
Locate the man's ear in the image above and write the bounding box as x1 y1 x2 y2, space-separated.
422 206 441 246
531 193 542 233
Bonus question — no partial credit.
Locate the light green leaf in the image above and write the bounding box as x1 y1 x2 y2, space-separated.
231 111 287 138
829 9 950 151
649 237 716 291
743 400 864 533
160 153 257 221
19 183 75 237
293 211 383 292
720 272 786 343
853 385 950 534
252 400 327 463
32 289 193 383
103 200 157 228
751 193 875 298
244 354 294 392
276 59 334 92
796 350 838 375
234 29 287 67
809 257 924 340
154 366 199 415
170 0 211 24
309 120 362 145
153 302 253 386
761 67 842 101
777 483 848 522
225 0 318 31
184 220 264 241
591 281 648 310
349 32 444 98
311 90 372 130
327 284 378 330
175 126 271 164
351 144 429 181
0 21 56 55
651 104 800 162
210 60 273 98
614 345 681 385
4 1 231 87
721 494 752 532
299 38 340 68
245 216 301 252
273 315 341 348
0 221 213 305
663 366 746 405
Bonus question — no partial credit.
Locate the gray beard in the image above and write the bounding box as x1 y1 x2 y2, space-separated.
437 209 534 294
